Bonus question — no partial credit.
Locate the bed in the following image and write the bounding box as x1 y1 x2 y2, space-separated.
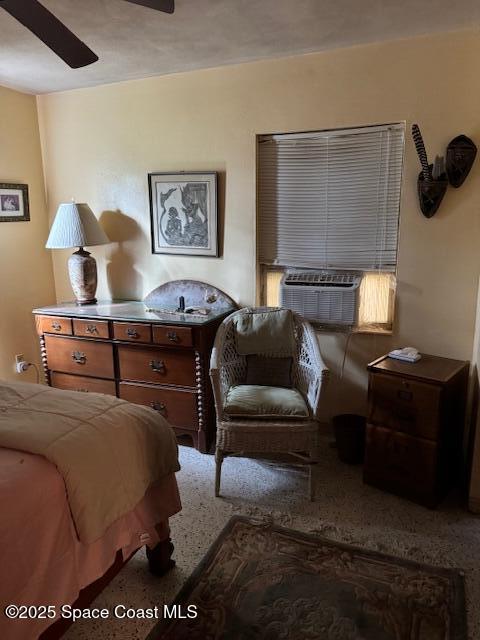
0 381 181 640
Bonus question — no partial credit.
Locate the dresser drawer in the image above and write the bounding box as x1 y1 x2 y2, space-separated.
51 372 116 396
113 322 152 343
37 315 72 336
45 336 115 379
153 325 193 348
119 382 198 428
118 345 196 387
364 425 438 493
368 373 442 440
73 319 110 339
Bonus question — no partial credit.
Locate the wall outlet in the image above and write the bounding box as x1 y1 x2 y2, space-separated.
15 354 30 374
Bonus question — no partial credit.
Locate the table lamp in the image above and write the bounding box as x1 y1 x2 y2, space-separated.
46 201 110 305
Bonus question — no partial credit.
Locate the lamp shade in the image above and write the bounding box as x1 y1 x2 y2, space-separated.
46 202 109 249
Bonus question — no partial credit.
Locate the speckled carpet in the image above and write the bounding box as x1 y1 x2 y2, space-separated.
64 440 480 640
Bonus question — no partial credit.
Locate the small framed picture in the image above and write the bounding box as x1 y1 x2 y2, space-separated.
149 172 218 257
0 183 30 222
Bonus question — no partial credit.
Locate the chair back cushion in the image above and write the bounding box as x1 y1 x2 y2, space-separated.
246 355 292 388
224 385 309 420
233 308 295 356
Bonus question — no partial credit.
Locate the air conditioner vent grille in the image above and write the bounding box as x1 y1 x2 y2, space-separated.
284 272 360 288
280 270 360 326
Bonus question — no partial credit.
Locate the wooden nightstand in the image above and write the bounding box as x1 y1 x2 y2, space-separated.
364 353 469 507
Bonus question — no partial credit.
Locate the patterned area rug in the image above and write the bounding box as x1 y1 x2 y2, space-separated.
148 516 466 640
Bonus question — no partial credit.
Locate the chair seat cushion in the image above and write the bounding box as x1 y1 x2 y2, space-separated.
224 385 309 420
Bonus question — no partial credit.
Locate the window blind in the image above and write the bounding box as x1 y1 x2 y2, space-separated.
257 124 405 271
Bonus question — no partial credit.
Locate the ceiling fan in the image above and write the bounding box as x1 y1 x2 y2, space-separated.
0 0 175 69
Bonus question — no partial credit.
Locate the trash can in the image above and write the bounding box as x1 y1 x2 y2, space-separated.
332 414 366 464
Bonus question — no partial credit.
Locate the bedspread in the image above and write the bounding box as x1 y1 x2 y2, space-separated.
0 447 181 640
0 381 180 543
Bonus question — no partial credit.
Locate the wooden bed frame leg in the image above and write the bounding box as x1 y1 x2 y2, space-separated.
146 537 175 576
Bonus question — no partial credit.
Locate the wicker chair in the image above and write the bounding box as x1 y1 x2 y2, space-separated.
210 307 329 500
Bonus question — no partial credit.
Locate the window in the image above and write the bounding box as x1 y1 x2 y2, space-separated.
257 123 405 333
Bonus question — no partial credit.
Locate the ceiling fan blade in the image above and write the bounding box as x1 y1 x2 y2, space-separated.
123 0 175 13
0 0 98 68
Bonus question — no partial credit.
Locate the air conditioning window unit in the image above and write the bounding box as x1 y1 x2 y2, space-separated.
280 270 361 326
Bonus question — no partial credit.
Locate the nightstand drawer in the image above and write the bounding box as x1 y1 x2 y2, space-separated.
51 372 116 396
118 345 196 387
153 325 193 347
73 319 110 339
45 336 114 379
37 315 72 336
364 425 437 493
119 382 198 428
113 322 152 343
368 373 441 440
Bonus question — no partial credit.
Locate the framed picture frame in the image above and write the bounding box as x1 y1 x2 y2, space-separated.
0 183 30 222
149 172 218 257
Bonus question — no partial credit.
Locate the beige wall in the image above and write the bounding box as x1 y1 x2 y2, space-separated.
0 86 55 382
37 29 480 420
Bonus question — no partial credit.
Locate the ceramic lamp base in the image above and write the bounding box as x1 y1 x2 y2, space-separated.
68 248 98 305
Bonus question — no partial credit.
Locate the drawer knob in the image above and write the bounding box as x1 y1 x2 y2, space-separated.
150 401 166 414
150 359 165 373
72 351 87 365
85 324 98 334
127 328 139 339
77 388 89 393
167 331 179 343
51 322 62 331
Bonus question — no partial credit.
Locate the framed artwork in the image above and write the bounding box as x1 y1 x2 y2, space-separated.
149 172 218 257
0 183 30 222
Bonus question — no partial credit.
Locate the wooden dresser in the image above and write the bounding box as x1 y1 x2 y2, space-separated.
363 353 469 507
33 288 236 454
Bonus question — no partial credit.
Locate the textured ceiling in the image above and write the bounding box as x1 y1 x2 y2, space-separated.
0 0 479 94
